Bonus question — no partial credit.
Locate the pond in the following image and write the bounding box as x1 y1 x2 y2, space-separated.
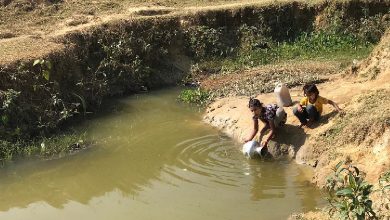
0 88 324 220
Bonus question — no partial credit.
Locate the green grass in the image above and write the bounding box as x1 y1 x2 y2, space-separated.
0 132 87 165
181 30 377 104
196 31 375 74
178 88 211 105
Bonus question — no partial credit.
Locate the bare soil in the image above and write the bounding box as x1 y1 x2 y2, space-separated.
0 0 325 65
203 29 390 218
201 60 341 98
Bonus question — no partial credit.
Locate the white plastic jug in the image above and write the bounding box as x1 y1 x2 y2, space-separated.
274 83 292 107
242 141 263 159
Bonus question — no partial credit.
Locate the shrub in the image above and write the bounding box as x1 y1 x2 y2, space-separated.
184 26 234 61
326 161 376 220
178 88 210 105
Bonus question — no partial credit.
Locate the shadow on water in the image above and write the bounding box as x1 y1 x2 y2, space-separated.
0 88 324 220
0 144 162 210
0 89 190 211
247 159 323 217
249 160 287 201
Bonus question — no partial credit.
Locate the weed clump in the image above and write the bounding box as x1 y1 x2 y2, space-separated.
178 88 210 105
326 161 376 220
0 132 86 166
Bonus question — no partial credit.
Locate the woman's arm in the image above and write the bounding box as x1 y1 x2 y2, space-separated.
328 99 342 112
262 120 276 147
244 119 259 142
259 118 269 135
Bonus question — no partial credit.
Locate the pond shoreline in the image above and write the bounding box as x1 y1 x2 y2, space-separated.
202 31 390 219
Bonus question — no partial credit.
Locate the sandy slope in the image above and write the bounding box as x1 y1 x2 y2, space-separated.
203 30 390 187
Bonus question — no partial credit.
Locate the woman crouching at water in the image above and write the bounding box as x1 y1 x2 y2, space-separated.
244 98 287 148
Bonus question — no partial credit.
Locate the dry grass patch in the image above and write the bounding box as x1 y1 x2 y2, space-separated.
0 36 64 65
316 89 390 148
200 60 340 98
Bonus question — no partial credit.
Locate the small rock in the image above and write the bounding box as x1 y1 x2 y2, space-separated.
267 141 282 158
288 146 296 159
308 160 318 167
280 145 289 153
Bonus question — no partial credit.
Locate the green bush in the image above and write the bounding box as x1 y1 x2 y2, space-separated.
326 161 376 220
184 26 234 61
0 132 86 165
178 88 210 105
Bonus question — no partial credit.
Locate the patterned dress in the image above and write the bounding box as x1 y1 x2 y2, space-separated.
252 104 278 121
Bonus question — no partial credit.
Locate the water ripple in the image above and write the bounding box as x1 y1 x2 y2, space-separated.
163 134 244 187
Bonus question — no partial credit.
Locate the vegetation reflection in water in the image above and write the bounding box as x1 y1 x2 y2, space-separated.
0 88 323 220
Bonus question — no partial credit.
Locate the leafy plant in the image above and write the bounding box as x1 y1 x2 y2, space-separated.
178 88 210 105
378 171 390 192
325 161 377 220
184 26 233 61
0 89 21 136
238 23 270 55
0 140 13 165
39 132 86 159
33 59 52 81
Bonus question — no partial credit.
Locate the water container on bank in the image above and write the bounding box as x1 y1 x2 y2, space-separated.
274 83 292 107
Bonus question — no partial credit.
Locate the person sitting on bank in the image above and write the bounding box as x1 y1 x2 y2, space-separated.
293 83 341 127
244 98 287 148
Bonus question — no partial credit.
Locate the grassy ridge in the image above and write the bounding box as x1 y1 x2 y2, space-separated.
179 5 389 104
179 31 379 105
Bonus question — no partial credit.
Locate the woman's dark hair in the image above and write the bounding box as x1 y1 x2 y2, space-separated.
303 84 319 96
248 98 262 108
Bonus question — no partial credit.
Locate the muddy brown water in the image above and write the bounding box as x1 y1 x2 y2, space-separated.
0 88 324 220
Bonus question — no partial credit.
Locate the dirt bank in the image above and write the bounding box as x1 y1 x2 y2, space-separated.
203 30 390 218
3 0 388 142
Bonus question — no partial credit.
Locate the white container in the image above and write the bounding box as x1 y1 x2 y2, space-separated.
242 141 263 159
274 83 292 107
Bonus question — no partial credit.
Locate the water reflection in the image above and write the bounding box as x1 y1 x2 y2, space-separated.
248 160 286 201
0 88 323 220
